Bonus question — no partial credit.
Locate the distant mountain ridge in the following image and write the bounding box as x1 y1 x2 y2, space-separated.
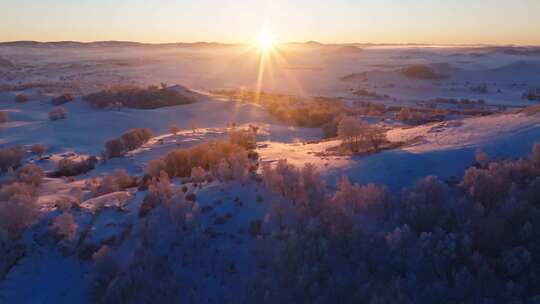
1 40 539 51
0 40 244 48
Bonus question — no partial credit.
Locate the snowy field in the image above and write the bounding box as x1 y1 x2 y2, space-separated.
1 43 540 303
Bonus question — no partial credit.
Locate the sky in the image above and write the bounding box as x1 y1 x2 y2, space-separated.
1 0 539 45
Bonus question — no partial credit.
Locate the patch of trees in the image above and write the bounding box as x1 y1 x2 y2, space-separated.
229 129 257 150
401 64 447 80
30 144 48 157
396 107 446 124
48 107 67 121
336 116 388 153
212 90 348 128
249 143 540 303
0 111 8 123
15 94 29 103
104 128 153 158
0 146 25 171
351 100 389 116
85 169 138 197
431 97 485 106
51 93 74 106
523 88 540 101
48 156 98 177
0 164 44 240
84 85 197 109
471 84 488 94
146 140 254 182
340 72 368 82
352 89 389 100
90 171 198 303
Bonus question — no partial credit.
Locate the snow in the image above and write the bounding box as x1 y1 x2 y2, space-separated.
2 44 540 303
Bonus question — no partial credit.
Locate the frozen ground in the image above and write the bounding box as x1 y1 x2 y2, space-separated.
1 43 540 302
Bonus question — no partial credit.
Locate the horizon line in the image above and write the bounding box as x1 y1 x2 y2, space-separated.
1 40 539 48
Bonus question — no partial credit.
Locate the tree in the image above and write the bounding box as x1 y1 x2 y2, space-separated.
0 146 24 171
0 111 8 123
397 107 411 122
51 212 77 240
31 144 48 157
365 125 386 151
51 93 74 106
337 116 365 152
15 94 29 103
169 125 180 135
48 107 67 121
105 138 124 158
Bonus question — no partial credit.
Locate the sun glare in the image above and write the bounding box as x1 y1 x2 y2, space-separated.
257 32 274 51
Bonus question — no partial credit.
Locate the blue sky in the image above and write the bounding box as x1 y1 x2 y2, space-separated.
1 0 539 44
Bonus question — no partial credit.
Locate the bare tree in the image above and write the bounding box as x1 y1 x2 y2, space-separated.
338 116 365 152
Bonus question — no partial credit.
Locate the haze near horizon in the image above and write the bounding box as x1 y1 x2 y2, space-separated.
1 0 539 45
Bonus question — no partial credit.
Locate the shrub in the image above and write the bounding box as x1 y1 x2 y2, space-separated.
332 176 390 219
90 175 119 197
213 90 347 128
159 140 248 178
51 212 77 240
401 64 447 80
0 111 8 123
364 125 387 151
30 144 48 157
169 125 180 135
337 117 386 152
0 182 36 201
397 107 411 121
262 160 326 213
15 94 28 103
48 107 67 121
89 169 137 197
50 156 98 177
229 129 256 150
401 176 448 232
51 93 74 106
522 88 540 101
338 116 364 151
145 159 167 178
0 146 24 171
105 138 124 159
475 148 490 168
120 128 153 151
84 85 196 109
105 128 153 158
113 169 137 189
532 143 540 167
0 192 38 237
190 167 208 183
15 163 44 186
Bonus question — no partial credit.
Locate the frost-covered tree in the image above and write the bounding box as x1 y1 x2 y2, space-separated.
337 116 364 151
52 212 77 240
0 111 8 123
30 144 48 157
0 192 38 238
401 175 448 233
190 167 207 183
229 129 256 150
145 159 167 178
169 125 180 135
48 106 68 121
0 146 24 172
475 148 490 168
15 163 44 186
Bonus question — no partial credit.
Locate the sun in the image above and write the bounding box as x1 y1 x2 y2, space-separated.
257 32 274 51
